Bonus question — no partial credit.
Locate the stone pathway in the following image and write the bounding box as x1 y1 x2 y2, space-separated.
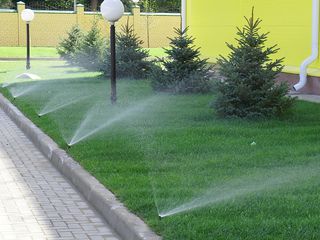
0 108 120 240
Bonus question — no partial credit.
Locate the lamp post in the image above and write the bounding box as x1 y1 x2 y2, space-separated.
101 0 124 104
21 9 35 70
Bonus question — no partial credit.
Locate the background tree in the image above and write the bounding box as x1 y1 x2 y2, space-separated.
89 0 132 11
140 0 180 12
8 0 137 11
214 9 295 118
6 0 180 12
90 0 98 11
0 0 13 8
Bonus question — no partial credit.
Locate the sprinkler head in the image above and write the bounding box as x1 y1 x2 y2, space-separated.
158 215 163 220
38 114 41 118
250 141 257 146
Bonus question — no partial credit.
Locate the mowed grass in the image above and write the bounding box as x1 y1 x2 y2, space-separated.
0 47 59 58
1 61 320 239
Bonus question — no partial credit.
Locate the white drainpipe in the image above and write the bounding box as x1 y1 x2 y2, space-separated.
181 0 186 31
294 0 319 91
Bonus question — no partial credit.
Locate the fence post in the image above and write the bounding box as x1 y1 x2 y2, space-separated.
132 5 147 47
76 4 84 27
132 5 140 31
17 1 26 47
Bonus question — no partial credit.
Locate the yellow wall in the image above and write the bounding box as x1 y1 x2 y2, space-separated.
186 0 318 69
0 3 180 48
31 13 76 47
0 11 19 46
141 14 181 48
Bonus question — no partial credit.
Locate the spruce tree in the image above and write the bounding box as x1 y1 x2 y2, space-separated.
100 22 151 79
57 25 84 64
214 9 295 118
74 21 106 71
151 27 211 93
116 23 151 79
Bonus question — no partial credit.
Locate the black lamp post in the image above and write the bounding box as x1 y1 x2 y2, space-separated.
110 24 116 103
101 0 124 104
26 23 30 69
21 9 35 70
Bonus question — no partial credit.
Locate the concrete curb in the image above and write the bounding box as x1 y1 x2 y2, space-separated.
289 93 320 103
0 93 161 240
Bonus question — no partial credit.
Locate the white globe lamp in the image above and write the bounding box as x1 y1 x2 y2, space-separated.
21 9 35 23
101 0 124 24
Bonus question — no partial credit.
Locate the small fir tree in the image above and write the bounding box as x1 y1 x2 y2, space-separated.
57 25 84 64
74 21 106 71
151 27 211 93
214 9 295 118
101 22 151 79
116 23 151 79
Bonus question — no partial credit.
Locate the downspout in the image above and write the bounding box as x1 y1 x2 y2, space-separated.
181 0 186 31
294 0 319 91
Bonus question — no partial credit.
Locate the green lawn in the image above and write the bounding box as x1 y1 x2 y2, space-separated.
148 48 167 58
1 61 320 239
0 47 59 58
0 47 166 58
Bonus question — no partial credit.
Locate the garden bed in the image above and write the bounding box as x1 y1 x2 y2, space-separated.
1 60 320 239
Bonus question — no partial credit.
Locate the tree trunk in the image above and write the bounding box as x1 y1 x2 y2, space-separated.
91 0 98 11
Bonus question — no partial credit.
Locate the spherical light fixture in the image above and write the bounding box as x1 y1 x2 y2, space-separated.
21 9 35 22
100 0 124 24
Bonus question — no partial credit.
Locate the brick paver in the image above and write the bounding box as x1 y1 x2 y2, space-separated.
0 108 121 240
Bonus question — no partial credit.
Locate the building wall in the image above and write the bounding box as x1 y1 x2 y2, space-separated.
0 3 181 48
186 0 318 69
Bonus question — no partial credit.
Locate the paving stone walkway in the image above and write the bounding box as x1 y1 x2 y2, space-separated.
0 108 121 240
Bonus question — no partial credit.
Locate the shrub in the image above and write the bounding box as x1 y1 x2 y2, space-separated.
151 27 212 93
73 21 106 71
101 23 152 79
214 9 295 118
117 23 152 79
57 25 84 64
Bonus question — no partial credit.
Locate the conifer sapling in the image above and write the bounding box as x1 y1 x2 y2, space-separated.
151 27 212 93
214 8 295 118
